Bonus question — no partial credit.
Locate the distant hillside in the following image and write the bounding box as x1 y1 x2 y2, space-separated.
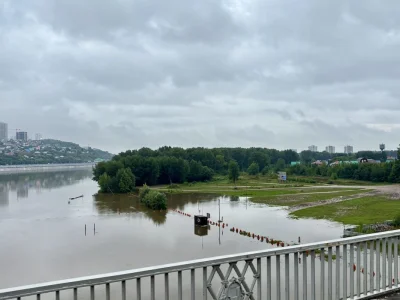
0 139 113 165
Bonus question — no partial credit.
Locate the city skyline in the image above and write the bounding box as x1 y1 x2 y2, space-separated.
1 119 398 154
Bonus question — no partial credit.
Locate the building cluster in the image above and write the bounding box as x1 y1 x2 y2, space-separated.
308 145 355 154
0 138 109 163
0 121 42 142
0 139 77 159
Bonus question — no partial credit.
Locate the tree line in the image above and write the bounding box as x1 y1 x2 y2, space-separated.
93 146 400 193
288 147 400 183
92 147 299 192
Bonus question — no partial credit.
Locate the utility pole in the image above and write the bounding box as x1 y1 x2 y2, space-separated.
218 198 221 222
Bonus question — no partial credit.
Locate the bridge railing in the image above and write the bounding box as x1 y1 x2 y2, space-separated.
2 230 400 300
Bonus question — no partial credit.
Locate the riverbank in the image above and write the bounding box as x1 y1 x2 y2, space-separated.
154 175 400 226
0 163 94 174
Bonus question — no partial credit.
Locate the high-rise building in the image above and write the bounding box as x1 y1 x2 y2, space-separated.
35 133 42 140
308 145 318 152
325 145 335 154
0 122 8 141
344 145 354 154
16 131 28 141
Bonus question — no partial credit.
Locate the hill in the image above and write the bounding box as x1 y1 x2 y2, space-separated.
0 139 113 165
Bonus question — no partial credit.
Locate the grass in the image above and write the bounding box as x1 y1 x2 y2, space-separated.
291 196 400 225
250 189 372 206
287 175 388 186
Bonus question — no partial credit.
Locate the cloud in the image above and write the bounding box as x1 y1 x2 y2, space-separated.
1 0 400 153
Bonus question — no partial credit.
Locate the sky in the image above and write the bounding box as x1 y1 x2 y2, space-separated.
1 0 400 154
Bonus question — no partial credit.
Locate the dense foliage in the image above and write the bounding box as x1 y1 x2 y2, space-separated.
289 146 400 183
139 184 167 210
93 147 300 191
298 150 397 164
229 160 240 184
93 146 400 192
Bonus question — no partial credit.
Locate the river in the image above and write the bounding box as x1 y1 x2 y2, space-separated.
0 170 344 291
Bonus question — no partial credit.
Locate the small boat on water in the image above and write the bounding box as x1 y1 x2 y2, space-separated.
69 195 84 200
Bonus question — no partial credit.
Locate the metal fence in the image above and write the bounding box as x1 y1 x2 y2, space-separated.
2 230 400 300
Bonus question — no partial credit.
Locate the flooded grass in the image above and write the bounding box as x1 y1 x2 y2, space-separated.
291 196 400 225
250 189 371 206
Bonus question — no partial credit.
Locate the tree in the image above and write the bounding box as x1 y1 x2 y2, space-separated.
389 145 400 183
228 160 240 185
98 172 111 193
140 188 167 210
247 162 260 175
116 168 135 193
274 158 286 172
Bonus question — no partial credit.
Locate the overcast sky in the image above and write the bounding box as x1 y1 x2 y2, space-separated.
1 0 400 153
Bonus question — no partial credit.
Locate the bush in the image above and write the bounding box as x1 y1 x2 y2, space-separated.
139 184 151 201
393 214 400 227
139 185 167 210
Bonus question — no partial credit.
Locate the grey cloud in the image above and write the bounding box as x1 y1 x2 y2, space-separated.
1 0 400 152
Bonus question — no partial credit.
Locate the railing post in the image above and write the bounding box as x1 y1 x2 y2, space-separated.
303 251 307 300
395 237 399 287
383 238 387 290
276 255 281 300
285 254 290 300
178 271 183 300
343 245 347 299
364 241 368 295
203 267 207 300
294 252 299 300
191 269 195 300
336 245 340 300
357 243 361 297
376 240 381 292
321 248 325 300
257 257 261 300
165 273 169 300
137 278 141 300
267 256 272 300
328 247 332 300
389 238 393 290
370 242 374 294
311 250 315 300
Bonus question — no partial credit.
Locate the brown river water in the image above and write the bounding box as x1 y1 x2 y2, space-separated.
0 169 345 298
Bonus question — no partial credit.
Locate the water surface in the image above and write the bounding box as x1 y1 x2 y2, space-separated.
0 170 344 289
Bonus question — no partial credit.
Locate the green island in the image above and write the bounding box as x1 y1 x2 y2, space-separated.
93 145 400 231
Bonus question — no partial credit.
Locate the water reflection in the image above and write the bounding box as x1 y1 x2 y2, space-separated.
94 194 168 225
94 193 221 226
0 170 92 205
229 195 240 201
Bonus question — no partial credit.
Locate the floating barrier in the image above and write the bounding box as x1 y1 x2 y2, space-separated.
172 209 397 281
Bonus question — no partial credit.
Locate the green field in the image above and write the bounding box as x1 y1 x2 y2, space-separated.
154 174 400 226
291 196 400 224
250 189 372 206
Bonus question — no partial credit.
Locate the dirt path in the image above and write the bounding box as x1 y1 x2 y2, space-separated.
288 190 379 211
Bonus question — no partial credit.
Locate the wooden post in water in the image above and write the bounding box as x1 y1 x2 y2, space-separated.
94 223 96 235
85 224 86 236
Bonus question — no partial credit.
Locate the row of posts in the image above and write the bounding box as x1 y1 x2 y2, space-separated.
85 223 96 236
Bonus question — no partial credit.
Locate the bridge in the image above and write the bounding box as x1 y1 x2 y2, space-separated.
1 231 400 300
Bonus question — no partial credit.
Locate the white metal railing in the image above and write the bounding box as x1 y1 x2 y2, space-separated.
2 231 400 300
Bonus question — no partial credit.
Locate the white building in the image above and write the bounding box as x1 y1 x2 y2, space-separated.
35 133 42 140
0 122 8 141
308 145 318 152
325 145 335 154
344 145 354 154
